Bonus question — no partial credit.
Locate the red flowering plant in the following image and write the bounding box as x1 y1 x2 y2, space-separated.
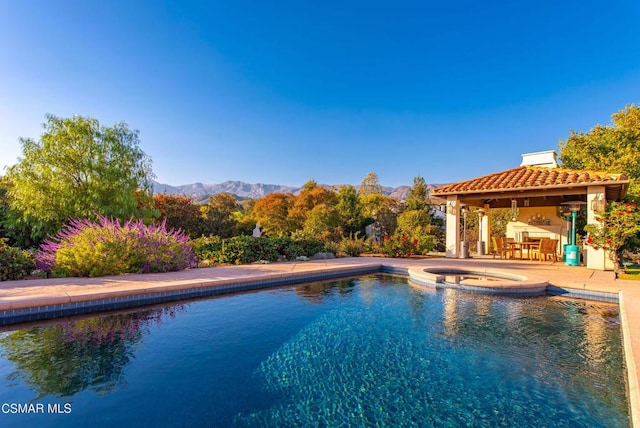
381 234 419 258
584 201 640 275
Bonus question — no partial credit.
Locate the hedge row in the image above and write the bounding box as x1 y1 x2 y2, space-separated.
192 235 327 265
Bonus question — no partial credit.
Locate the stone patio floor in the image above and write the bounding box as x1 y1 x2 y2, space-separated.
0 256 638 425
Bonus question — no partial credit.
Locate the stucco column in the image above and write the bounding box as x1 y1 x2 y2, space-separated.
445 196 461 258
482 204 491 253
585 186 612 270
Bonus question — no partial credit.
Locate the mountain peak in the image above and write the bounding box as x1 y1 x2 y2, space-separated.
152 180 439 203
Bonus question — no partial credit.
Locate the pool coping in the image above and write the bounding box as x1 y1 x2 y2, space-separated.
0 258 637 426
0 264 382 325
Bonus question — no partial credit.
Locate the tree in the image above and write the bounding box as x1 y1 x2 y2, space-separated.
584 201 640 275
559 104 640 199
375 197 400 237
358 172 386 223
359 171 383 196
153 193 203 238
201 193 241 238
488 208 514 238
234 199 258 236
288 181 337 230
395 207 439 255
4 114 155 246
0 178 9 240
336 185 367 237
252 193 295 237
396 209 432 234
303 204 341 241
406 175 429 211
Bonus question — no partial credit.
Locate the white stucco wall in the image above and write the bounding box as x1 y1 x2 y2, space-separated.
505 207 568 253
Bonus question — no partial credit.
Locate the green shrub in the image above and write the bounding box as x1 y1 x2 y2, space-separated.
339 236 366 257
292 238 326 258
192 236 327 265
414 233 436 255
191 235 224 263
0 239 35 281
323 240 340 256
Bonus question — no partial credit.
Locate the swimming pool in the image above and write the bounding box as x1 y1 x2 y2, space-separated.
0 275 629 427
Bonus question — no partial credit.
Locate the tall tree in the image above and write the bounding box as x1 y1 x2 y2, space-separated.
406 175 429 211
375 197 400 237
202 193 241 238
234 199 258 236
288 181 337 230
358 172 386 221
303 204 341 241
359 172 383 196
4 114 155 245
252 193 295 237
559 104 640 199
336 185 367 237
153 193 202 238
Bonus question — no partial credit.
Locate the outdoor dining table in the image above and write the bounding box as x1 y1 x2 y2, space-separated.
506 241 540 260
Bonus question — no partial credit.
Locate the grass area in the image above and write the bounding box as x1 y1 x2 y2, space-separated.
618 266 640 281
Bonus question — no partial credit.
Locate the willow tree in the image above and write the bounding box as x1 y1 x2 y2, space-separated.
4 114 155 246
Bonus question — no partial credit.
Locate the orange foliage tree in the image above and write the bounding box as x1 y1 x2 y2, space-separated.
253 193 296 237
288 181 338 231
153 193 203 238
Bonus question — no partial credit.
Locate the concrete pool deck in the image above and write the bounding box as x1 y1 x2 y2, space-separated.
0 256 638 425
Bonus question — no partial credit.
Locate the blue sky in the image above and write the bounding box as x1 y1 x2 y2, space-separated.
1 1 639 188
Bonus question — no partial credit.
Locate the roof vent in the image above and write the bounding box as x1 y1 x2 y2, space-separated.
520 150 558 168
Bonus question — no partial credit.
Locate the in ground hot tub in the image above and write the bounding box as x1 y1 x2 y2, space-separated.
408 267 548 296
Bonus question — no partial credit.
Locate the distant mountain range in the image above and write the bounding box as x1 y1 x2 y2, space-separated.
152 180 443 204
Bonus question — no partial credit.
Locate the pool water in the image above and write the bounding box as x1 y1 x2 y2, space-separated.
0 275 629 427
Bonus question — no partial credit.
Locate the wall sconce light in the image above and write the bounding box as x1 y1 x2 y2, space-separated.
591 194 605 212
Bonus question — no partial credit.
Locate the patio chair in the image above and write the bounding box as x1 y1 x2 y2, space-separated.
530 238 558 262
492 237 512 259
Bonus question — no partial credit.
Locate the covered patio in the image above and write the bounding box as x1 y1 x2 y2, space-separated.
432 151 629 270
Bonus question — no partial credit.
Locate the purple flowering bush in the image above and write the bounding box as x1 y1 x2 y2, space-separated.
36 216 195 277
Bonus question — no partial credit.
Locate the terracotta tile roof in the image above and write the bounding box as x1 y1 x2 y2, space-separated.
432 166 628 196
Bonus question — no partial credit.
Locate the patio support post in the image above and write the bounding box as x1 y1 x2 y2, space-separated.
585 186 612 270
445 196 461 258
481 204 490 254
